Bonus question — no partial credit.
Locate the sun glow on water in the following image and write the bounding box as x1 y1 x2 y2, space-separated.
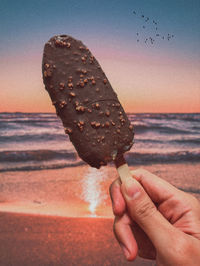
81 167 108 217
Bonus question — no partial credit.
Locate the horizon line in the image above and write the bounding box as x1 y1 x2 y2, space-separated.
0 111 199 114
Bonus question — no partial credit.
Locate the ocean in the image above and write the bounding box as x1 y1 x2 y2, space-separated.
0 112 200 172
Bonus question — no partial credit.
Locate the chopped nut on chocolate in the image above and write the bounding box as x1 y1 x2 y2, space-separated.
129 124 134 130
95 122 100 128
105 110 110 117
95 103 100 109
69 92 76 97
79 81 85 88
105 121 110 127
79 120 85 126
68 76 73 82
76 105 85 112
90 121 100 129
44 69 52 78
59 82 65 88
65 127 72 134
59 101 67 108
68 82 73 88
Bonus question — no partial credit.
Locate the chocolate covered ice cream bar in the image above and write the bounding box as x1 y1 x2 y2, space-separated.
42 35 134 169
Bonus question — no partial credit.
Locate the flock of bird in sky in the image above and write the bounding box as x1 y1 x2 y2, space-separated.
132 10 175 45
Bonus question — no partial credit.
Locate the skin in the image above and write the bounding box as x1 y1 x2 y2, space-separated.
109 168 200 265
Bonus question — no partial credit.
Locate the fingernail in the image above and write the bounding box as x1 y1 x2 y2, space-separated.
120 243 130 260
124 178 141 199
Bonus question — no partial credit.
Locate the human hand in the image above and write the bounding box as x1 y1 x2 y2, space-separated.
109 168 200 265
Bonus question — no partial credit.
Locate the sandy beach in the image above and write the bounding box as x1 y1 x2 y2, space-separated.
0 162 199 265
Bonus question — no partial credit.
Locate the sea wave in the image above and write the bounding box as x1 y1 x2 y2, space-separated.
1 119 58 124
128 113 200 122
0 160 85 172
0 149 76 162
134 124 196 134
0 149 199 173
0 133 67 142
1 123 197 142
135 138 200 145
125 150 200 165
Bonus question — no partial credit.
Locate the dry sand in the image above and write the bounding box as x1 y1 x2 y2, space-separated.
0 212 155 266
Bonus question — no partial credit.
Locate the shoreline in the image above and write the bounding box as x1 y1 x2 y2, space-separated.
1 160 200 173
0 162 199 218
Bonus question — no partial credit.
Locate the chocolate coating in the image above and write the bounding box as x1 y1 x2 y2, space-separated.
42 35 134 168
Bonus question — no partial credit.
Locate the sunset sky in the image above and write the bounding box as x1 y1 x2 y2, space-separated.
0 0 199 113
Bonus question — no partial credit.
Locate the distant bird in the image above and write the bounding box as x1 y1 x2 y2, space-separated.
132 11 174 46
149 38 154 44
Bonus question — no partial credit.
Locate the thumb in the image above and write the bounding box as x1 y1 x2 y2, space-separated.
121 176 175 248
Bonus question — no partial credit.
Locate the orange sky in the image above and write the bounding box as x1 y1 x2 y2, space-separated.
0 45 199 113
0 0 200 113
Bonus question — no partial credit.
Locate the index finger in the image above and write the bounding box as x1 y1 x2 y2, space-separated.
131 168 181 204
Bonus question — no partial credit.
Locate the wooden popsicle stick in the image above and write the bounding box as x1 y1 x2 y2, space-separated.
114 155 133 183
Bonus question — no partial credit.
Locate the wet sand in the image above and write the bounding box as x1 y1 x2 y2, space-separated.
0 212 154 266
0 162 199 216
